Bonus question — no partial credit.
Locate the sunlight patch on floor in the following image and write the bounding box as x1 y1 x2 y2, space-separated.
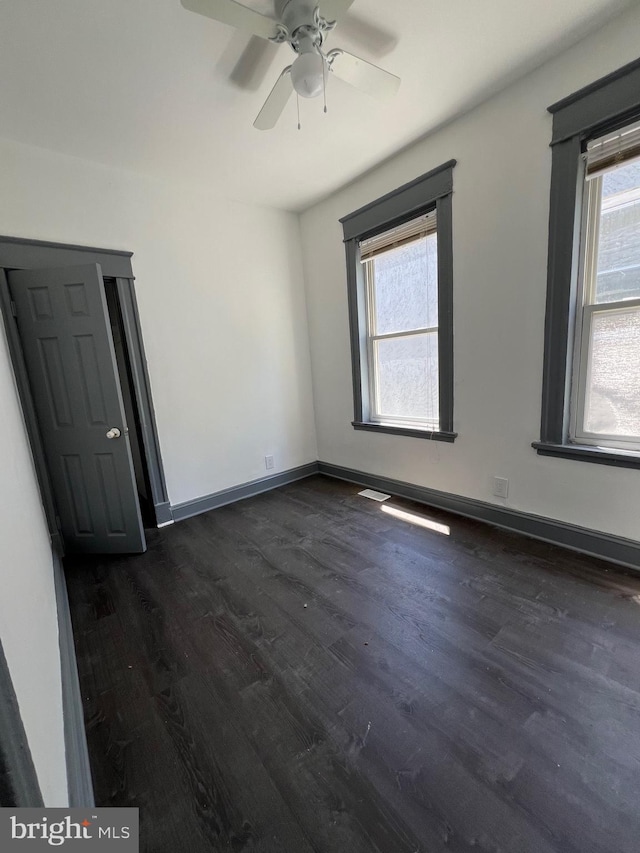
381 504 450 536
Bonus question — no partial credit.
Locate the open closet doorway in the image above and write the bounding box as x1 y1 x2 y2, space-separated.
104 278 156 529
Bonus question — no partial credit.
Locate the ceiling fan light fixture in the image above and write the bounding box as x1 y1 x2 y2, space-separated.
290 51 325 98
181 0 401 129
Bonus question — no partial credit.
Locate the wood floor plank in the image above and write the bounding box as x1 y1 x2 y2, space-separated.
65 475 640 853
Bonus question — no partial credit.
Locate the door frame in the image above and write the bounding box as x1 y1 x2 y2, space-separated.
0 235 171 554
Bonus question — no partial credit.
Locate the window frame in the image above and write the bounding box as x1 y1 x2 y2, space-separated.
570 169 640 451
340 160 457 442
534 56 640 469
364 228 440 430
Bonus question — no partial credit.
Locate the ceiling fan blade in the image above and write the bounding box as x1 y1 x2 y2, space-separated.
230 36 280 91
320 0 356 22
327 49 400 99
254 66 293 130
180 0 281 41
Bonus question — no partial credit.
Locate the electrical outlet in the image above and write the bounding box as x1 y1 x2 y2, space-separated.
265 455 275 470
493 477 509 498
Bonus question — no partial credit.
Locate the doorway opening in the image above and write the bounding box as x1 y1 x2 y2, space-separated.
104 279 155 528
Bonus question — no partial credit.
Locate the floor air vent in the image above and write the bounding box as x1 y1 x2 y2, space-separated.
358 489 391 502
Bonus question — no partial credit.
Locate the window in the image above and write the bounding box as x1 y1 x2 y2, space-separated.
536 57 640 468
340 161 456 442
362 212 439 429
572 125 640 450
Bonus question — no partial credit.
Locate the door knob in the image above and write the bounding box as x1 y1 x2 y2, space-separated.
106 427 121 439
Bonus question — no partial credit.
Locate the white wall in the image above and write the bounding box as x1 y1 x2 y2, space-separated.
0 325 67 805
300 3 640 543
0 137 318 506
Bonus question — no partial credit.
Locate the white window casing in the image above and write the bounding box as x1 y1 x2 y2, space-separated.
571 121 640 452
361 222 440 430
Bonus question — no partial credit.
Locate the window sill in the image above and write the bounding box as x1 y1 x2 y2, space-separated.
532 441 640 469
352 421 457 442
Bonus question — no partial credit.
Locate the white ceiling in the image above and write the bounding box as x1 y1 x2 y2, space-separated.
0 0 636 211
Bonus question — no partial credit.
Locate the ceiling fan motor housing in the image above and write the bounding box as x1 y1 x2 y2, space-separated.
277 0 332 51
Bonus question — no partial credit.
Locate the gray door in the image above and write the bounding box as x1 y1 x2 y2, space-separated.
8 263 146 554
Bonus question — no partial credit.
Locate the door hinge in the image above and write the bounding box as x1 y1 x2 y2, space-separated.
10 300 17 318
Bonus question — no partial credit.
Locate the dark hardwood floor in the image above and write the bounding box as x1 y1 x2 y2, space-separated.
65 475 640 853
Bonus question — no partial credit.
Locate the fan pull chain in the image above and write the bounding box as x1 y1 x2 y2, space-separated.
297 93 301 130
322 57 328 114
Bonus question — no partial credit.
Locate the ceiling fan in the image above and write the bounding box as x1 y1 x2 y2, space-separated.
180 0 401 129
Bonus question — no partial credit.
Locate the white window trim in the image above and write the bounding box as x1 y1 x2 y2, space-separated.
569 171 597 445
363 247 440 430
570 168 640 452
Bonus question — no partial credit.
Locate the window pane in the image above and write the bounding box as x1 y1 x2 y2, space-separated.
583 306 640 437
594 161 640 303
371 234 438 335
374 333 439 423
